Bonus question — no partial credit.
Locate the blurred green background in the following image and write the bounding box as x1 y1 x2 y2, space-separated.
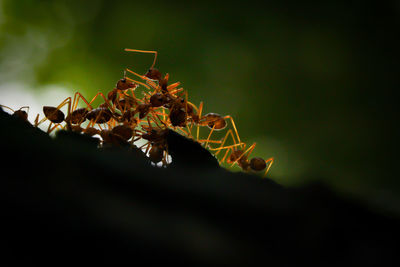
0 0 398 211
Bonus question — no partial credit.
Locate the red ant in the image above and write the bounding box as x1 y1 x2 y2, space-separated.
137 116 170 165
210 139 274 177
0 105 30 123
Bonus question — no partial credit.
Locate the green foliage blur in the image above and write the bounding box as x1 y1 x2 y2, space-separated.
1 0 399 211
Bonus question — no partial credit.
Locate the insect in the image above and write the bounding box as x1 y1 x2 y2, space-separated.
137 116 170 165
124 48 275 175
0 105 30 123
26 48 274 177
209 137 274 177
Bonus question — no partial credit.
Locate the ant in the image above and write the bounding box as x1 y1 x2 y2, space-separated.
182 100 242 150
35 90 117 134
210 139 274 177
0 105 30 123
137 116 170 165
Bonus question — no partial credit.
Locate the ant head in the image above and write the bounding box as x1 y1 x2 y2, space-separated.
145 68 162 81
116 78 137 91
13 110 28 122
150 93 167 107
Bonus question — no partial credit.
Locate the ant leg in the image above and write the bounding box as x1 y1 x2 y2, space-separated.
204 124 216 148
231 143 256 168
125 77 153 90
89 92 107 106
169 88 184 96
211 129 237 156
0 104 15 113
209 143 244 152
90 107 108 126
72 92 93 111
124 48 158 70
162 108 166 123
166 82 181 92
220 147 232 164
149 113 163 129
89 92 116 113
36 97 71 127
186 125 193 139
48 123 62 134
196 139 222 144
187 101 199 113
176 127 189 137
19 106 30 112
180 90 194 138
126 68 155 84
263 157 274 177
146 116 154 130
161 150 168 167
0 105 29 113
196 101 203 141
144 143 151 155
243 143 256 158
34 113 40 127
46 122 53 133
143 91 152 97
223 115 242 149
125 87 144 104
86 120 94 128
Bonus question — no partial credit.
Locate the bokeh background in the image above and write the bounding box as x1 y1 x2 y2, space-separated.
0 0 398 212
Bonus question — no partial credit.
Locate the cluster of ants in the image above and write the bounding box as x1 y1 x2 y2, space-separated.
1 49 274 176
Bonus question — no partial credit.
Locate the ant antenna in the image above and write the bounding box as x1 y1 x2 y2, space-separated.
125 48 158 70
0 104 15 113
0 104 29 113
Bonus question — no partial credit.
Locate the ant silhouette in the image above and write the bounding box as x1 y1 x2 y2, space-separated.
0 105 30 123
210 138 274 177
26 48 274 176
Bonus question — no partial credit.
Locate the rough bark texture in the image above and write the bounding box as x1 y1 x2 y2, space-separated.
1 108 398 265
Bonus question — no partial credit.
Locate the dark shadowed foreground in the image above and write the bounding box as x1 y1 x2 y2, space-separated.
1 109 398 265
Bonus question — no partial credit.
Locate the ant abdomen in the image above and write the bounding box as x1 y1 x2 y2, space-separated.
43 106 65 123
86 107 113 124
149 144 164 163
250 157 267 171
84 127 100 136
66 108 88 124
202 113 227 130
111 125 133 141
